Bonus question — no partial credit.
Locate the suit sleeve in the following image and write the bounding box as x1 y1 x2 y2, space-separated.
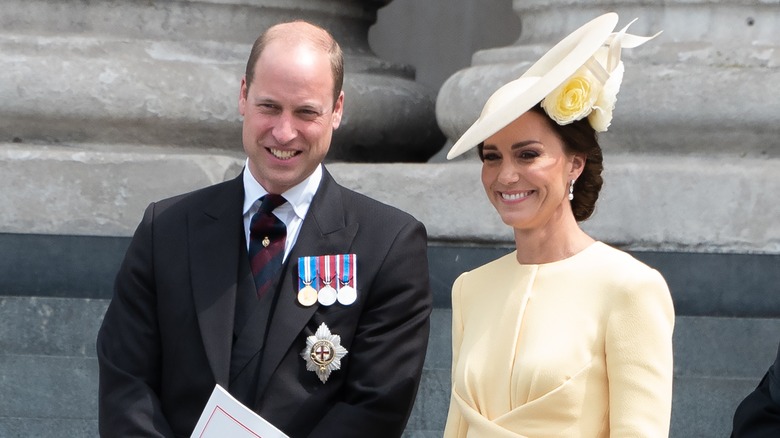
732 342 780 437
606 268 675 437
307 219 433 438
96 203 175 437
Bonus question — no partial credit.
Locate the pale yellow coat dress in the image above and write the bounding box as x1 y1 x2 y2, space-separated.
444 242 674 437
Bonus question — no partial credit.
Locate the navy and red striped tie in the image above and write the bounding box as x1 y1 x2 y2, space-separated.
248 194 287 298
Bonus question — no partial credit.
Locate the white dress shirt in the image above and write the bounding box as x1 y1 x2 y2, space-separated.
242 160 322 261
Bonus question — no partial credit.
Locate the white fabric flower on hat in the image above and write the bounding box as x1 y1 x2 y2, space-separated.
588 59 624 132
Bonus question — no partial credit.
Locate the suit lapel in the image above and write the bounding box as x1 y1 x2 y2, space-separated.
190 175 245 387
255 169 359 399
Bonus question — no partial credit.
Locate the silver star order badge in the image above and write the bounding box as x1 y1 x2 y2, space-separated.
301 322 348 383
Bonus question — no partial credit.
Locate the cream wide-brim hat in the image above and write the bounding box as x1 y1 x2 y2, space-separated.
447 12 628 160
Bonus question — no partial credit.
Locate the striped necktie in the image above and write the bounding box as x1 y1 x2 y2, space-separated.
248 194 287 298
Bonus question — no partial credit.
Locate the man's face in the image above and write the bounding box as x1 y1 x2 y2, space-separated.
238 40 343 195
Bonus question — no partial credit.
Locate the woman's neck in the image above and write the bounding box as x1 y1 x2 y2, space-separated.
513 214 594 265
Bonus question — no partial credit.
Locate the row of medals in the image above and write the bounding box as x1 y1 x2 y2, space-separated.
298 278 356 307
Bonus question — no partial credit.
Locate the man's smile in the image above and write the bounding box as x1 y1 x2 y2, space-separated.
268 147 300 160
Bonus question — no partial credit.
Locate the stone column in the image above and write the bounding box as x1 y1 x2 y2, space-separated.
436 0 780 255
0 0 442 164
0 0 445 238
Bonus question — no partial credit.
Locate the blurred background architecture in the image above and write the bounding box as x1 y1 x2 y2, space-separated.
1 0 778 436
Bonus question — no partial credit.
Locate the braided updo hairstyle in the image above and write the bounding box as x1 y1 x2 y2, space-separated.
477 103 604 222
532 104 603 221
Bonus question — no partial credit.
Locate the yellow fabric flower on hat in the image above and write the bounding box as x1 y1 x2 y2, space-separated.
541 44 626 132
541 68 603 126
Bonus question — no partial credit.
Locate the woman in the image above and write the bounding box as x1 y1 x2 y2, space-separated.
443 13 674 437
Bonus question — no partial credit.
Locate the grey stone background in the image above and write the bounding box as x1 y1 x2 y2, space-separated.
2 0 780 437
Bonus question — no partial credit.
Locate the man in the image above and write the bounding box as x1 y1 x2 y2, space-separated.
732 341 780 437
97 21 432 437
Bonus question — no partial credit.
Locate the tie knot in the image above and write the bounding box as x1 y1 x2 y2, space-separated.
258 194 286 213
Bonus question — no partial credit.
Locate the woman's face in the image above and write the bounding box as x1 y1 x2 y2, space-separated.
481 111 584 231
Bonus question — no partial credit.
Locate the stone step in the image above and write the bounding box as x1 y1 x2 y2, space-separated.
0 297 102 436
673 315 780 378
0 355 97 420
2 230 779 320
0 418 97 438
405 368 450 436
3 146 778 255
671 375 759 438
0 297 107 357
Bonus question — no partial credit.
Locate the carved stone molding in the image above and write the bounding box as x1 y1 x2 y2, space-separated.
0 0 443 162
437 0 780 158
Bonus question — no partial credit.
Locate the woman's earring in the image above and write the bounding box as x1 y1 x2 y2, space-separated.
568 179 575 201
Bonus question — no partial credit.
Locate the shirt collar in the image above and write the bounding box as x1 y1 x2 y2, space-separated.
242 159 322 220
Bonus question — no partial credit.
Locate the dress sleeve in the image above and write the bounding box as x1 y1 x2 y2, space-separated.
605 267 675 437
443 273 466 437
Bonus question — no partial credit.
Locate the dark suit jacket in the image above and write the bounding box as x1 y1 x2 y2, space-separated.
732 342 780 437
97 168 432 437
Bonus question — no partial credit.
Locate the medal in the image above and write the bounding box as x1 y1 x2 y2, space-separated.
298 284 318 307
297 256 318 307
337 254 357 305
301 322 348 383
317 255 337 306
337 284 356 306
318 286 337 306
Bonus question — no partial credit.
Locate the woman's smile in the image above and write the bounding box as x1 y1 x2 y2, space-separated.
500 190 534 202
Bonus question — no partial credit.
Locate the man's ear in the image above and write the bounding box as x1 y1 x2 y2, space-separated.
331 91 345 129
238 75 248 117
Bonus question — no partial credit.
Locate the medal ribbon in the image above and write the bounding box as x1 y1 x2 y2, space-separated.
351 254 357 291
318 255 335 287
297 256 306 290
338 254 355 289
298 256 319 290
309 256 319 290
